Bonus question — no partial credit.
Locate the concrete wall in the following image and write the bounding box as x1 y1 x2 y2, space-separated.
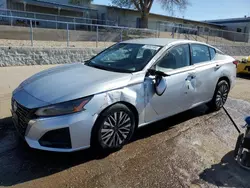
0 45 249 67
216 45 250 56
0 47 103 66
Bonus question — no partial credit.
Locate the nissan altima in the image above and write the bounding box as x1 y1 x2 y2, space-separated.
11 38 237 152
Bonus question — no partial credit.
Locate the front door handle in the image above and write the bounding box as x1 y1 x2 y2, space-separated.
189 75 196 79
215 64 221 69
186 74 196 80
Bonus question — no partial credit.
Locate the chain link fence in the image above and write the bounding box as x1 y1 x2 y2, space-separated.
159 23 250 46
0 14 249 48
0 8 116 27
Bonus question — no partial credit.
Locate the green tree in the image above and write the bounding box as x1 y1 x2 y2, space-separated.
111 0 189 28
69 0 92 6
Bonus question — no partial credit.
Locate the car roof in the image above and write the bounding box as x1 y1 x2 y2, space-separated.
121 38 206 47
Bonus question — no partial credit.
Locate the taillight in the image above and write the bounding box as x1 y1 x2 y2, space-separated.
233 60 239 67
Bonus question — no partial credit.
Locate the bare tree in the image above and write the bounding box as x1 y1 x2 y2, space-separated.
69 0 92 6
111 0 189 28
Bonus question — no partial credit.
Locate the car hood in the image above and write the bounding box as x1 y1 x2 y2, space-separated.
14 63 132 107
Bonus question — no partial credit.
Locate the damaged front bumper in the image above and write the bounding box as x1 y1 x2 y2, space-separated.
15 109 96 152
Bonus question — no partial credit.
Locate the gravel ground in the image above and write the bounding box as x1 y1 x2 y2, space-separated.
0 65 250 188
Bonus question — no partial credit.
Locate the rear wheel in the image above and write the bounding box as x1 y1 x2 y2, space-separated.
92 104 136 150
207 80 229 111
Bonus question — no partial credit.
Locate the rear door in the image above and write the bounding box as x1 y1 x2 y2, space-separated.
190 44 219 105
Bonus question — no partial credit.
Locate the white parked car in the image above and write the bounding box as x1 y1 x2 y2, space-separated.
11 38 237 152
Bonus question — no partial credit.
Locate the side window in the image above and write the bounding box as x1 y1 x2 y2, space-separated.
209 47 216 60
191 44 210 64
156 44 190 71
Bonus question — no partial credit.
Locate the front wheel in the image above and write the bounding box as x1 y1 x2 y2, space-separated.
92 104 136 150
207 80 229 111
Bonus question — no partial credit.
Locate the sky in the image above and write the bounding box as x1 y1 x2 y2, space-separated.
93 0 250 21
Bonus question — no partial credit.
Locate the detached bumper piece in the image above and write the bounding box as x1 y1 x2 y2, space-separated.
235 131 250 170
39 128 72 149
243 136 250 150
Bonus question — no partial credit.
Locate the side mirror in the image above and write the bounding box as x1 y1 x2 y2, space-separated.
147 69 169 77
154 75 167 96
147 69 168 96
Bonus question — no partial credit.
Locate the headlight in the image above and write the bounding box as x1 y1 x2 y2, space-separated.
35 96 93 117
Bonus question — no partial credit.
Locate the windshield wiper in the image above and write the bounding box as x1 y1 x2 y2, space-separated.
86 62 111 71
86 60 133 73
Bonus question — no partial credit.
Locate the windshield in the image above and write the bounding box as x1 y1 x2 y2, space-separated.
86 43 161 73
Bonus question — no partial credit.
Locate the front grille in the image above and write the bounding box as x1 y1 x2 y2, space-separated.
12 98 34 136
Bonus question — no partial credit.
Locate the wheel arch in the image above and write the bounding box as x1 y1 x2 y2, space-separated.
218 76 231 89
90 101 139 146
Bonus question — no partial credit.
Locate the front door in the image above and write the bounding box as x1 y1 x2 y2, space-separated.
144 44 197 122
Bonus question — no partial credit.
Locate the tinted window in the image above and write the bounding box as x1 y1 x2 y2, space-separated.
209 47 216 60
191 44 210 64
156 44 190 71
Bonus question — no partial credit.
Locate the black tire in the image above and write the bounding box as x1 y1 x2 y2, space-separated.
234 133 244 159
207 80 229 111
92 103 136 150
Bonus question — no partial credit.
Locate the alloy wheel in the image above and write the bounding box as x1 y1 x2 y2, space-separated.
215 83 229 108
100 111 132 148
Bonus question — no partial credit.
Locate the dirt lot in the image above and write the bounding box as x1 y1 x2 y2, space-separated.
0 65 250 188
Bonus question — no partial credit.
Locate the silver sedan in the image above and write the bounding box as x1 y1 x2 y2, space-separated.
11 38 237 152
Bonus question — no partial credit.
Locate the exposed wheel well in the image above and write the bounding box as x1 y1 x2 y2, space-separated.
119 101 139 128
218 76 231 89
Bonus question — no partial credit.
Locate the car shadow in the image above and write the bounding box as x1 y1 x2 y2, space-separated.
133 104 209 141
0 104 210 186
198 151 250 187
237 73 250 80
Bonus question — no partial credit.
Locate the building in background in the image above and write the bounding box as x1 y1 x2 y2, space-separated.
0 0 7 8
0 0 221 30
7 0 97 18
206 17 250 42
0 0 249 43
